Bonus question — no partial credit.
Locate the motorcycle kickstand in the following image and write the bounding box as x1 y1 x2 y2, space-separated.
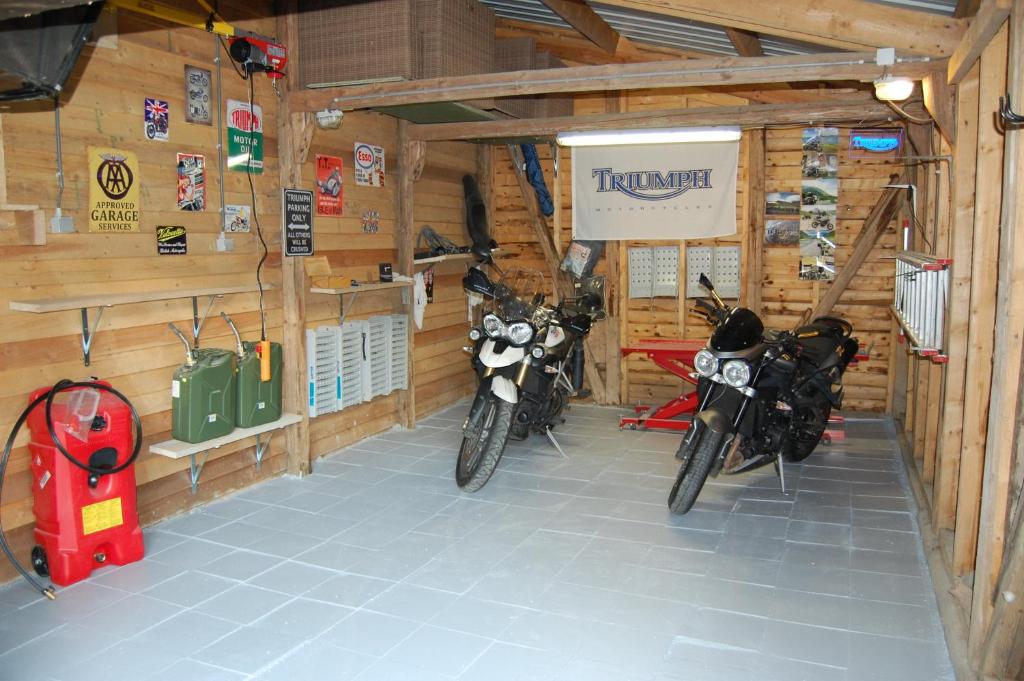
773 457 787 496
543 426 569 459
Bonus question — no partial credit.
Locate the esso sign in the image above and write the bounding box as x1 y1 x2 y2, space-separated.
354 144 375 170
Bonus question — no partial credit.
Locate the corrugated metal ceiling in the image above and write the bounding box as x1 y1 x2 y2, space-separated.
480 0 959 57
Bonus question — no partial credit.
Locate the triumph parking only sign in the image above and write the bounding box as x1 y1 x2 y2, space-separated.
571 141 739 240
283 189 314 257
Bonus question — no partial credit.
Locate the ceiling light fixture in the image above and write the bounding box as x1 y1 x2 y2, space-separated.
873 74 914 102
556 126 741 147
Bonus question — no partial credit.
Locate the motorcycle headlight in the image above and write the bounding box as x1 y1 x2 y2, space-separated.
506 322 534 346
693 349 718 378
468 328 482 341
482 314 506 339
722 360 752 388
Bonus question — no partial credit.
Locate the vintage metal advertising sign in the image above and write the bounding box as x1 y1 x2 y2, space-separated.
354 142 385 187
88 146 141 233
227 99 264 174
315 154 343 216
184 65 212 125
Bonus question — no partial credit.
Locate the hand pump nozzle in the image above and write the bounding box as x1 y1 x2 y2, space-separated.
167 323 195 366
220 312 245 357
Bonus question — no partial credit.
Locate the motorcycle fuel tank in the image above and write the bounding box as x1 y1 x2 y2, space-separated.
709 308 764 352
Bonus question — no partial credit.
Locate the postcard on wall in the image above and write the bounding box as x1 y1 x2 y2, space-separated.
354 142 385 187
765 220 799 246
156 225 187 254
144 98 169 141
177 153 205 211
765 191 799 218
184 65 212 125
224 204 251 232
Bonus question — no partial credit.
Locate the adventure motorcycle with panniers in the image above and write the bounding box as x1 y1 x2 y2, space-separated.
668 274 860 514
455 265 603 491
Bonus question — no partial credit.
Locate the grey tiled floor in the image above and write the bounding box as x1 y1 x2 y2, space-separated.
0 403 954 681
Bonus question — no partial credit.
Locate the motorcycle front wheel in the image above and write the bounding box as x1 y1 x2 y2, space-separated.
456 394 514 491
668 423 725 515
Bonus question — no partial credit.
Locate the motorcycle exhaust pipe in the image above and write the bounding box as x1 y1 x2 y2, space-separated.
571 340 585 391
167 322 195 367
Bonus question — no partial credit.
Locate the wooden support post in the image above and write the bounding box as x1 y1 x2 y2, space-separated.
933 65 981 532
953 24 1008 578
395 121 421 429
947 0 1011 84
277 5 311 476
505 145 608 403
603 93 622 406
806 175 903 321
552 144 563 257
923 69 957 145
742 128 766 316
970 11 1022 661
980 506 1024 679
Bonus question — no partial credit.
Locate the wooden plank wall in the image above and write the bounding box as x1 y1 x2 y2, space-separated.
491 92 900 411
891 14 1024 679
0 3 476 583
0 5 286 582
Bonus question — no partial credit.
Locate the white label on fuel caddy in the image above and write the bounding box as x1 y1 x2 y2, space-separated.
208 414 216 423
172 380 180 398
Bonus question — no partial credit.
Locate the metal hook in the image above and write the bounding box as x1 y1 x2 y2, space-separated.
999 93 1024 125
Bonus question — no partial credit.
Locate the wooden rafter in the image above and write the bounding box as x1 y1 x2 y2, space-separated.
496 19 703 64
407 99 905 142
724 27 764 57
539 0 621 53
290 51 937 112
504 146 608 403
590 0 965 56
806 175 904 321
954 0 982 18
947 0 1011 84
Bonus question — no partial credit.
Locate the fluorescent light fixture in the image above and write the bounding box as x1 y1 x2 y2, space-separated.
556 126 741 147
874 75 914 102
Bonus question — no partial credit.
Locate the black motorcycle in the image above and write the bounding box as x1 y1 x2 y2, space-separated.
668 274 859 514
456 266 602 491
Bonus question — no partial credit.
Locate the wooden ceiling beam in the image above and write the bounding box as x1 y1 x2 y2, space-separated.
496 19 703 65
947 0 1011 84
725 27 764 57
407 99 903 142
290 51 938 112
539 0 621 53
591 0 965 56
954 0 982 18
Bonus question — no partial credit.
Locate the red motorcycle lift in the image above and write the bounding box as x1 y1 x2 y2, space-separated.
26 382 144 587
618 337 865 441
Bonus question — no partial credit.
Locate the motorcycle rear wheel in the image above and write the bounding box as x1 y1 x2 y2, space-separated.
668 423 724 515
456 395 514 491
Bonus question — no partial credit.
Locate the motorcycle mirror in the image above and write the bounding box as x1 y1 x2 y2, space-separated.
462 267 496 297
578 292 603 313
532 292 545 306
698 273 715 292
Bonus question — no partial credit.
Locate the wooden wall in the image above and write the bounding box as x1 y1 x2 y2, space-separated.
0 3 477 584
491 90 900 411
892 13 1024 679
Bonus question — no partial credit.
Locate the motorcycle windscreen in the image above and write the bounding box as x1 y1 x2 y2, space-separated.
709 308 764 352
0 3 103 102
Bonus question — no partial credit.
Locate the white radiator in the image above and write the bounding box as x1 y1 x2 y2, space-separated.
339 321 366 409
306 326 340 417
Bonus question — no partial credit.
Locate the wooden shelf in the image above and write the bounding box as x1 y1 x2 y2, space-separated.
150 412 302 493
310 280 413 295
413 252 477 265
8 283 271 366
9 284 267 313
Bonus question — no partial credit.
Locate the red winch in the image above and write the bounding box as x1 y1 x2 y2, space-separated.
1 380 145 595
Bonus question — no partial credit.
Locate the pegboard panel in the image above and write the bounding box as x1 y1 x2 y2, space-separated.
628 247 654 298
653 246 679 297
685 246 714 298
714 246 741 299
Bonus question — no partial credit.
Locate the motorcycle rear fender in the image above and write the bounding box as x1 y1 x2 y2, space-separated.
490 375 518 404
480 339 526 368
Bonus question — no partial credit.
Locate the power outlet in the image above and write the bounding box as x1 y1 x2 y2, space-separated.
49 212 75 233
216 234 234 252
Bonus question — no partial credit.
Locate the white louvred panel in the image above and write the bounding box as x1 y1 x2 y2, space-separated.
306 326 339 417
389 314 409 391
364 317 391 400
339 320 366 410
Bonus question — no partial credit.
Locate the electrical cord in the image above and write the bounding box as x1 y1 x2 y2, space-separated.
0 380 142 599
246 71 268 342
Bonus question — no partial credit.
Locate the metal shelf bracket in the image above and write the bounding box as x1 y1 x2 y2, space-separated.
79 306 109 366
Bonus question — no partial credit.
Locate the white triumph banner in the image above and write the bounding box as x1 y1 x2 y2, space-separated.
571 141 739 240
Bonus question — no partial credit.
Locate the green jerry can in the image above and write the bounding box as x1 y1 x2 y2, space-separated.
168 323 237 443
221 313 283 428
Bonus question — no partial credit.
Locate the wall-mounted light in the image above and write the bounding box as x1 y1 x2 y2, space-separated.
873 75 914 102
556 126 741 147
315 108 344 130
